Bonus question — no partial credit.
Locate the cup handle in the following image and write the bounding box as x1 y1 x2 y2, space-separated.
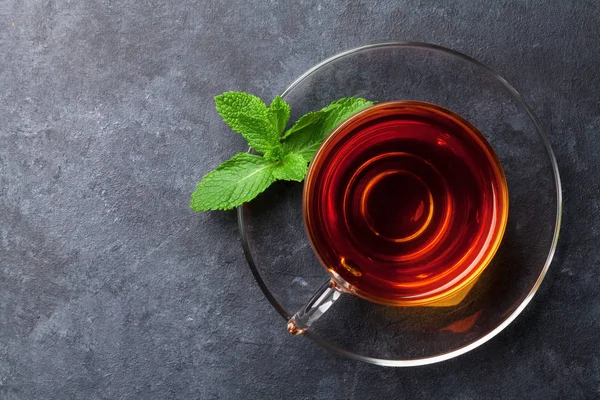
287 280 343 335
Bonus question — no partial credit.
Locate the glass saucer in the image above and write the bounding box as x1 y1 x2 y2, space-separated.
238 42 561 366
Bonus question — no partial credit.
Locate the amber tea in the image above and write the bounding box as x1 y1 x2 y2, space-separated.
303 101 508 306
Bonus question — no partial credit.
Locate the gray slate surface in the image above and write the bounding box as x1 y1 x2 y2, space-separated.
0 0 597 398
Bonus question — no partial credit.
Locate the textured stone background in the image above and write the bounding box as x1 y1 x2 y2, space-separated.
0 1 597 398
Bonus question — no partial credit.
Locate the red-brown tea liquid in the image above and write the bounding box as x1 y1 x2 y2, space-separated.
303 101 508 306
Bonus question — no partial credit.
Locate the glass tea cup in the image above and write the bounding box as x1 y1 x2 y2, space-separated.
288 100 509 335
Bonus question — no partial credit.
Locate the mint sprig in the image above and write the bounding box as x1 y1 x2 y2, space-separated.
191 92 374 211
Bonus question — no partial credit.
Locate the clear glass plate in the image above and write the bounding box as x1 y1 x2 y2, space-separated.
238 42 562 366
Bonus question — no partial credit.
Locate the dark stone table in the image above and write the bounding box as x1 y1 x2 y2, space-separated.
0 1 597 398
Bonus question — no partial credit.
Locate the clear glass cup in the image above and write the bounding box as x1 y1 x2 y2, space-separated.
238 42 561 366
287 99 510 334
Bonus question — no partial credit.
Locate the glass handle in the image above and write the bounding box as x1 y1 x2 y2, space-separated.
287 280 343 335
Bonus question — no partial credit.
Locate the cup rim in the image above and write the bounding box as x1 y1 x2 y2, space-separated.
302 100 510 307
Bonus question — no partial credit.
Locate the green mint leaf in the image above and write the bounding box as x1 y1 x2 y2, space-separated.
215 92 281 155
282 97 374 162
319 98 375 133
267 95 291 135
190 152 277 211
272 153 308 182
281 111 323 139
